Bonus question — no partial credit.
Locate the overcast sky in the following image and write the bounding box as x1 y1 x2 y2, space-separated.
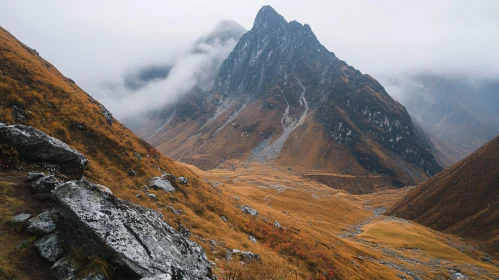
1 0 498 117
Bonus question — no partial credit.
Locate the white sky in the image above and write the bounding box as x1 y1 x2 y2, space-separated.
1 0 498 114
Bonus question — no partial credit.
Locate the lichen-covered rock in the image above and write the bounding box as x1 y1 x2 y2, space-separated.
51 257 77 280
274 220 281 227
241 205 258 216
0 124 88 179
27 211 56 235
52 180 211 279
11 213 31 223
149 177 175 192
27 172 46 182
30 175 60 194
34 232 63 262
220 216 228 223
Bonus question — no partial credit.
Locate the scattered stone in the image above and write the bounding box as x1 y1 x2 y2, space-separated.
0 124 88 179
128 169 136 177
27 172 45 182
220 216 228 223
241 205 258 216
51 257 77 280
166 206 182 215
136 194 143 199
27 211 56 235
481 254 492 262
52 180 211 278
274 220 281 227
34 232 63 262
231 249 260 263
210 240 217 246
149 177 175 192
146 193 158 201
143 185 150 191
98 105 114 125
179 177 188 185
11 213 31 223
30 175 60 194
248 235 257 243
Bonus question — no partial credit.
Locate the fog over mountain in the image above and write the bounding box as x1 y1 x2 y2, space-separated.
97 20 246 120
1 1 498 118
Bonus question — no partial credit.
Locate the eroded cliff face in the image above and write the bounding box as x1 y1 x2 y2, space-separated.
137 6 441 188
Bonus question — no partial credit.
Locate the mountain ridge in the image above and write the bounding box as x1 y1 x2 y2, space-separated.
137 6 442 189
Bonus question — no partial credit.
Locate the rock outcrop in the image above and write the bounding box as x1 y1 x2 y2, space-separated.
0 124 88 179
52 180 211 279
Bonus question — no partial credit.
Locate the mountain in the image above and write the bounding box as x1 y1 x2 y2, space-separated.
136 6 442 188
390 73 499 166
387 135 499 257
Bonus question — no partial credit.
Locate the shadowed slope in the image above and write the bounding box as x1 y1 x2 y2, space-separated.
388 135 499 257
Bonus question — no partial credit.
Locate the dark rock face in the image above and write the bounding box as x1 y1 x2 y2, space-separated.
0 124 88 179
52 180 211 279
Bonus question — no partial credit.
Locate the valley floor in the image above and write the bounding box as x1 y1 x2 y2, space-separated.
184 161 499 279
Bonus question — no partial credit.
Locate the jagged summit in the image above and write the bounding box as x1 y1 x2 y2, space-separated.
253 5 287 29
138 6 442 189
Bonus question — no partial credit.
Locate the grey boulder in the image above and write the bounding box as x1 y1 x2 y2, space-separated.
231 249 260 263
0 124 88 179
241 205 258 216
52 180 211 279
27 211 56 235
34 232 64 262
149 177 176 192
11 213 31 223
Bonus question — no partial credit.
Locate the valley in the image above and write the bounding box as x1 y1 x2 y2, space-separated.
182 161 499 279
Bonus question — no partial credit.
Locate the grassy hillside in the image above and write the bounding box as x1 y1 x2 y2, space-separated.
388 135 499 257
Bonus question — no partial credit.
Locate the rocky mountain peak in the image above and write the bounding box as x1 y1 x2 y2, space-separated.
253 5 287 30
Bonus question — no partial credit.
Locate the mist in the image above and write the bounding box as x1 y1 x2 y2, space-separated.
1 0 498 119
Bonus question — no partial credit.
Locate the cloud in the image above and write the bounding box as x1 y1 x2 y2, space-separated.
1 0 498 118
93 20 246 119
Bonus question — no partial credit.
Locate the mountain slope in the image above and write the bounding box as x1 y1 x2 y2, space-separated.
138 6 442 188
392 73 499 166
387 135 499 257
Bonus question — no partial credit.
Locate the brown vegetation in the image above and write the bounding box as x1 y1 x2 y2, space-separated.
388 136 499 258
